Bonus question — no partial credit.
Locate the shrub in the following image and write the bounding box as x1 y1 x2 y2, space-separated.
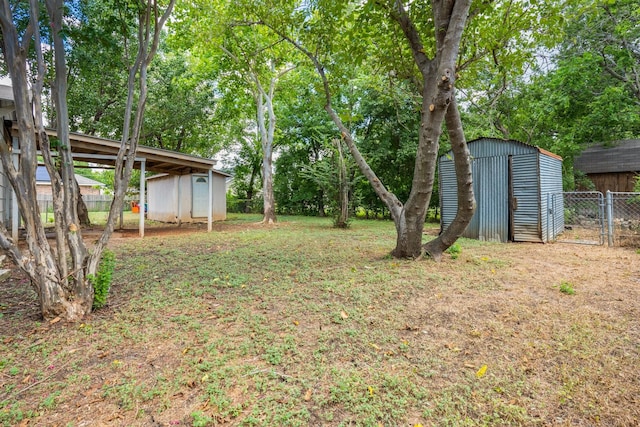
90 249 115 309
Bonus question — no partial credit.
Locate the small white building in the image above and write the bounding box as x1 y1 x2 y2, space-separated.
1 77 230 238
147 171 229 223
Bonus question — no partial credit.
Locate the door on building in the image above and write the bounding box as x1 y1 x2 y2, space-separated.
467 156 510 242
191 175 209 218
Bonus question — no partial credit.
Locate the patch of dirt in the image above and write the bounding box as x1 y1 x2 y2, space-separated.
403 242 640 425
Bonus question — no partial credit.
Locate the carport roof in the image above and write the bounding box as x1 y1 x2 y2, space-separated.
6 121 229 176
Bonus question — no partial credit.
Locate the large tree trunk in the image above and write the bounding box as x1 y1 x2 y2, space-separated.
261 146 276 223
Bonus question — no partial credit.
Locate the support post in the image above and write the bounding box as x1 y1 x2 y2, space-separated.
175 175 181 226
606 191 613 247
207 169 212 232
139 160 146 238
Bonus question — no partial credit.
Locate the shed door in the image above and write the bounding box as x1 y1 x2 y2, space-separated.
191 175 209 218
511 154 542 242
468 156 509 242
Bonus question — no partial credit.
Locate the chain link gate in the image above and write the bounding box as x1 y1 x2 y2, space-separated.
550 192 606 245
607 192 640 247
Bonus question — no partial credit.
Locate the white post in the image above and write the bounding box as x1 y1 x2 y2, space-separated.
176 175 182 226
207 169 213 232
139 160 146 238
11 137 19 242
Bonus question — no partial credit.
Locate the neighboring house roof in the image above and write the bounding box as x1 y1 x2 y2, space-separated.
574 140 640 174
36 166 106 187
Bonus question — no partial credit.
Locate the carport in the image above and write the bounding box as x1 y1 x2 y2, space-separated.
3 121 222 240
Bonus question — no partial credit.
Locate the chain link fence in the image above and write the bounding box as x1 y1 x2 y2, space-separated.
608 192 640 247
552 192 606 245
550 191 640 247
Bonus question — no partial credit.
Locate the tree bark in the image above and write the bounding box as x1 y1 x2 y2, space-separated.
75 178 91 227
257 91 277 224
334 138 349 228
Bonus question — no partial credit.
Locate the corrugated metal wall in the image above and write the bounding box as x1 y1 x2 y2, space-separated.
468 138 537 158
439 138 563 243
539 154 564 242
439 157 458 230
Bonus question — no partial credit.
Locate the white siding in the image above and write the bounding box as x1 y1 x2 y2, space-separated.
147 175 179 222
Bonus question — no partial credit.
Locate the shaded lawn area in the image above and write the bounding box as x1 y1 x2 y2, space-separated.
1 214 639 426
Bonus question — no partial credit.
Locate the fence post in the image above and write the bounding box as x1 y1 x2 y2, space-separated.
606 191 613 247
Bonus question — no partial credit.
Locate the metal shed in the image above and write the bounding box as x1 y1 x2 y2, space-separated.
439 137 564 243
146 172 229 224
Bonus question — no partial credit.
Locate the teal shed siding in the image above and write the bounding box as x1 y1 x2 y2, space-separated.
439 138 563 243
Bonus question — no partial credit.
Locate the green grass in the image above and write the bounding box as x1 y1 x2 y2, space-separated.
1 214 638 426
559 281 576 295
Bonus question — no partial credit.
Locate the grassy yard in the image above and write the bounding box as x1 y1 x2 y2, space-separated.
1 214 639 426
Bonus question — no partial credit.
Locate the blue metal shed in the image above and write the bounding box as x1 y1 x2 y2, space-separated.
439 137 564 243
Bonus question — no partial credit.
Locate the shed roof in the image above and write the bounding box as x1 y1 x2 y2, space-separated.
5 121 226 176
574 140 640 174
441 137 562 161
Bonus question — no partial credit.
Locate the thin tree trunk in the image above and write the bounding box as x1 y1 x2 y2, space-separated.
335 138 349 228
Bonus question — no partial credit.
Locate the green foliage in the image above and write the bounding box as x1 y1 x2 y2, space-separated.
142 43 219 156
445 243 462 260
66 0 135 136
191 410 213 427
90 249 116 310
559 281 576 295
